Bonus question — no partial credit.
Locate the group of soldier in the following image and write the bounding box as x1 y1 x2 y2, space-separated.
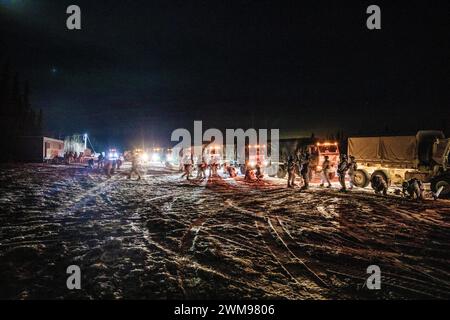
63 151 84 164
287 152 426 200
287 151 342 191
181 156 234 181
97 148 429 200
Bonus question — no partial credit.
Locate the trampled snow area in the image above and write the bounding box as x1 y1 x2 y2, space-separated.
0 163 449 299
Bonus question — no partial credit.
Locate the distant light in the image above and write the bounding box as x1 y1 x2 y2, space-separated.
152 153 160 162
140 152 149 162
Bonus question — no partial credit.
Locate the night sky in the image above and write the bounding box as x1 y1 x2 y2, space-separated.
1 0 449 150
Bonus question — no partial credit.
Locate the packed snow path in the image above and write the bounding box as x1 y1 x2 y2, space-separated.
0 164 449 299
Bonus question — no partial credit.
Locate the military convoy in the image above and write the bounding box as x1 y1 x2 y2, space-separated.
156 130 450 197
348 130 450 197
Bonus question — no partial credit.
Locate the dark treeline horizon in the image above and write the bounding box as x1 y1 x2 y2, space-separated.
0 60 43 160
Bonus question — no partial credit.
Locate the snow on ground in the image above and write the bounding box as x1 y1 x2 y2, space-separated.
0 163 449 299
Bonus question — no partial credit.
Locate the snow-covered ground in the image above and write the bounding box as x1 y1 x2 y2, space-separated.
0 163 449 299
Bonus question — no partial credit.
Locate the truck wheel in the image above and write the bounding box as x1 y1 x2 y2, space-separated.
277 167 287 179
431 178 450 198
267 164 278 177
353 169 370 188
371 170 391 187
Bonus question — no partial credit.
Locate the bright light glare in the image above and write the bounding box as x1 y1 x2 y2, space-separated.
152 153 160 162
141 153 149 162
167 154 173 161
109 152 118 160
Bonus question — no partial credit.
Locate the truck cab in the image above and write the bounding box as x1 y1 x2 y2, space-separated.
309 142 340 180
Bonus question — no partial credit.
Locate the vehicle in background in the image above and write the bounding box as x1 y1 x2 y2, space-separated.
267 137 314 178
348 130 450 197
165 148 175 167
107 148 120 161
17 136 65 163
309 142 340 180
150 147 164 163
238 144 270 175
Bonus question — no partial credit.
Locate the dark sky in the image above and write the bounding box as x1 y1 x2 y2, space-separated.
1 0 449 149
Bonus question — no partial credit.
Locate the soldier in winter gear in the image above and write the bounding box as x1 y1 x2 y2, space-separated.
320 155 332 188
348 156 358 189
371 175 388 195
300 152 311 190
402 178 424 200
337 154 348 192
128 154 142 180
287 155 297 188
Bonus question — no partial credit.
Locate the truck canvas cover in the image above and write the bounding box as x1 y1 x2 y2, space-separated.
348 136 417 166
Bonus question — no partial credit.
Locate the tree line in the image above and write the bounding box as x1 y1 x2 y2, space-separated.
0 60 43 161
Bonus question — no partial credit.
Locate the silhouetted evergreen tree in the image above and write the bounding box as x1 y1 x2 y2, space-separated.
0 59 44 161
37 109 43 136
0 61 12 115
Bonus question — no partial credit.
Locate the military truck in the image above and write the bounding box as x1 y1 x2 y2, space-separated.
269 138 339 179
348 130 450 197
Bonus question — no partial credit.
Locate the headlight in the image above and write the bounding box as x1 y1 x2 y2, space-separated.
109 152 118 160
152 153 160 162
141 153 149 162
249 161 256 168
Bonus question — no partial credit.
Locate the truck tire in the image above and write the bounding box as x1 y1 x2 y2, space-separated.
431 177 450 198
371 170 391 187
277 166 287 179
267 164 278 177
352 169 370 188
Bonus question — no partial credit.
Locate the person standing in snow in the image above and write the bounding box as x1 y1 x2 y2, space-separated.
287 155 297 188
337 154 349 192
104 160 112 178
347 156 358 189
255 161 264 180
320 155 332 188
181 155 193 180
128 153 141 180
299 151 311 190
97 153 105 169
